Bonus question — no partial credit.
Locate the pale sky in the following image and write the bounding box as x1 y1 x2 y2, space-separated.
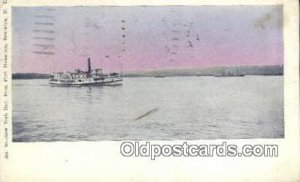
12 6 283 73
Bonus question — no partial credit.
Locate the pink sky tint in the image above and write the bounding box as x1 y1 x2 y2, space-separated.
12 6 283 73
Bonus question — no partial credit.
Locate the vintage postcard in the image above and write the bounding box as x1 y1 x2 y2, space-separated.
0 0 299 181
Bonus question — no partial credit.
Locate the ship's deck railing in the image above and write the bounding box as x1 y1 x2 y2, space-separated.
50 72 123 81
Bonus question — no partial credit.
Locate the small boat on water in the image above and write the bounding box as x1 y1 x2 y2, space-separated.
214 74 245 77
214 69 245 77
49 58 123 86
153 75 166 78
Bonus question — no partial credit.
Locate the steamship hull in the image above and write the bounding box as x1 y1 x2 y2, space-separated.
49 76 123 86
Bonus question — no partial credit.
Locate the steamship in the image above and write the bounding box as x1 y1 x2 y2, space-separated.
49 58 123 86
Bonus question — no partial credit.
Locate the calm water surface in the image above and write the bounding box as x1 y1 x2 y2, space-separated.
13 76 284 142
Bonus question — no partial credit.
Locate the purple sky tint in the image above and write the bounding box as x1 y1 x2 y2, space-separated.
12 6 283 73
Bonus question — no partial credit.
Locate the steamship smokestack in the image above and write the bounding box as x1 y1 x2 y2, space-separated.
87 57 91 73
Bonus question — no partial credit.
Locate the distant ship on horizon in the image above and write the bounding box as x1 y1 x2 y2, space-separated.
214 69 245 77
49 58 123 86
